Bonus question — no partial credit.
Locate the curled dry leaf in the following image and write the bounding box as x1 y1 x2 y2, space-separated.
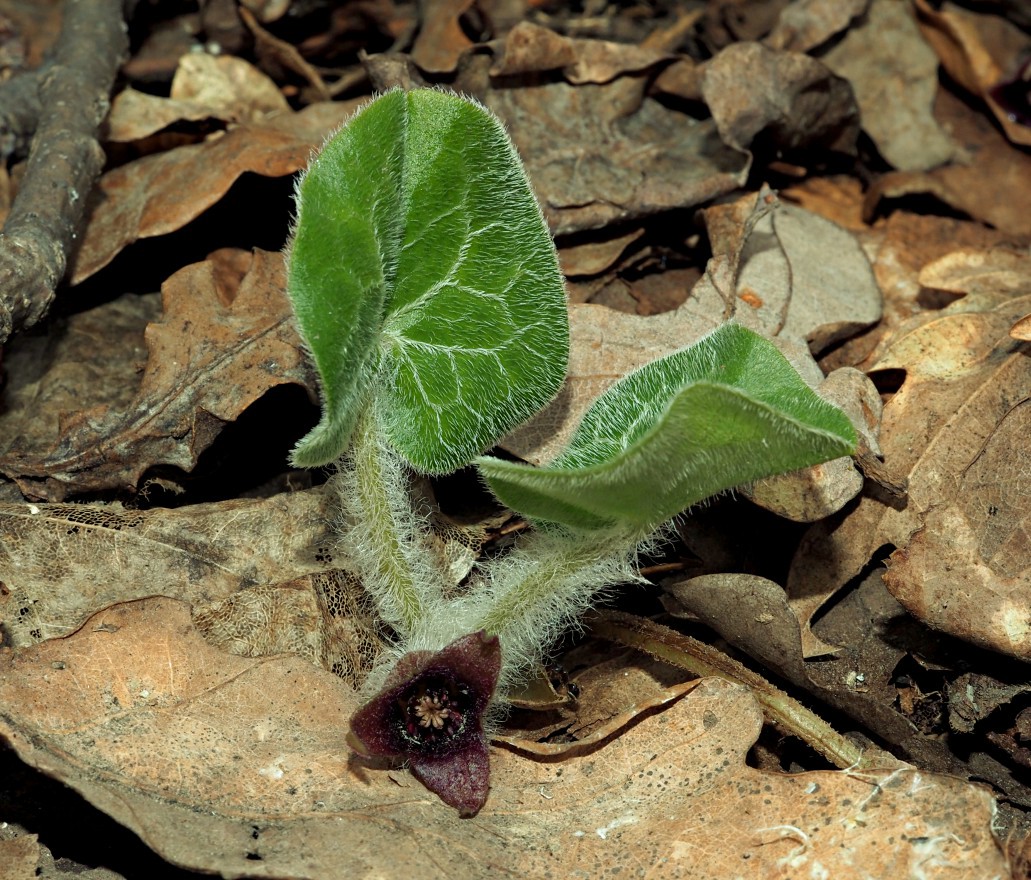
821 0 958 171
497 654 699 755
71 100 356 283
106 52 290 142
666 572 967 776
701 42 859 157
0 597 1009 878
488 20 674 84
914 0 1031 148
506 190 881 522
789 249 1031 658
1 249 307 499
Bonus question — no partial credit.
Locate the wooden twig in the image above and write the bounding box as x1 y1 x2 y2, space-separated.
589 610 880 771
0 0 128 344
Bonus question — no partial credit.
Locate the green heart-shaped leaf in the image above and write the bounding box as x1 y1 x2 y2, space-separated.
287 89 569 471
477 323 857 532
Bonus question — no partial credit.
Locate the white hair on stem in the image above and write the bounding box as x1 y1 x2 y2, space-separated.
330 397 449 640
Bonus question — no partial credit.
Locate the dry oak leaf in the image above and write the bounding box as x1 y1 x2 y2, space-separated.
70 100 356 284
789 250 1031 658
105 52 290 142
0 597 1009 879
410 0 475 74
0 249 308 499
0 291 160 465
666 571 968 777
821 0 958 171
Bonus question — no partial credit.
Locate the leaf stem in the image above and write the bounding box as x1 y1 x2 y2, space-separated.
459 528 642 687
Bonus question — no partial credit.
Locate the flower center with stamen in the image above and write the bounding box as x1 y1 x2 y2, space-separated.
395 674 471 752
414 693 450 729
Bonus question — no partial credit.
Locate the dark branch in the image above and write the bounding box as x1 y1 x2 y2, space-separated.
0 0 128 344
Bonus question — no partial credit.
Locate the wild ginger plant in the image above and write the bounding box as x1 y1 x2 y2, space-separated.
286 88 857 816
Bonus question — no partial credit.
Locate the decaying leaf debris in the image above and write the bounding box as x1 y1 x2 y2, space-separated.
0 1 1029 878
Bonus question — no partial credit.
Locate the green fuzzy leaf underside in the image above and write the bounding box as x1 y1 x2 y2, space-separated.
287 89 569 471
477 323 858 532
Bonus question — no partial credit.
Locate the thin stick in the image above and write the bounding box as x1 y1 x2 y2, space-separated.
590 610 873 771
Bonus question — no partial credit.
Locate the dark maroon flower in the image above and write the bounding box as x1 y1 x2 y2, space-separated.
347 630 501 816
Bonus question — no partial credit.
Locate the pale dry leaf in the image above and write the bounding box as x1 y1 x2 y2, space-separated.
488 21 579 75
842 209 1025 372
71 101 356 283
0 597 1009 878
498 654 699 754
821 0 958 171
666 571 966 775
0 292 160 464
1 250 307 499
744 366 882 522
557 228 645 278
862 85 1031 239
789 251 1031 658
106 53 289 142
488 20 675 84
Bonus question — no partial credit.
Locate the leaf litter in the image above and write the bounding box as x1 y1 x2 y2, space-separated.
1 0 1030 877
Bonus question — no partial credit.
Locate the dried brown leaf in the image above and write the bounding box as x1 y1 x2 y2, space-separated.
478 72 750 236
789 250 1031 658
410 0 475 74
0 486 340 649
105 53 289 142
1 249 308 498
764 0 869 53
668 571 967 775
865 86 1031 239
701 42 859 157
822 0 958 171
71 101 355 283
0 597 1009 878
915 0 1031 148
488 20 675 84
